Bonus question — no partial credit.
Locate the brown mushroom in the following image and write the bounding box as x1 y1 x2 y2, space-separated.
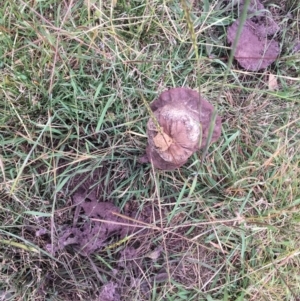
141 88 222 170
227 19 280 71
227 0 280 71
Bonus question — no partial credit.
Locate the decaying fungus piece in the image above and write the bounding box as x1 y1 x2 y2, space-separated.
141 87 222 170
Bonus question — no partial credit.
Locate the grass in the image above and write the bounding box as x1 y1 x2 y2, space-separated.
0 0 300 300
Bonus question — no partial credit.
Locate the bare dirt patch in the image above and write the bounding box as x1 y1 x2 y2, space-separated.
46 188 127 256
24 167 221 300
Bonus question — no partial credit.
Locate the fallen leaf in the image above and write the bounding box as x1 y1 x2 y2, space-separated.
153 130 173 151
268 73 279 90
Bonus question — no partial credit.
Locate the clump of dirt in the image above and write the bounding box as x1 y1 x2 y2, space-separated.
46 188 137 256
96 282 121 301
140 87 222 170
30 166 159 259
227 0 280 71
292 41 300 54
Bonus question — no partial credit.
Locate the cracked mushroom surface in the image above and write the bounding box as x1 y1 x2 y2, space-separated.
142 87 222 170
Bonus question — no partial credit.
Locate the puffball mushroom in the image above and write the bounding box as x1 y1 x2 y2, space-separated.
141 87 222 170
227 19 280 71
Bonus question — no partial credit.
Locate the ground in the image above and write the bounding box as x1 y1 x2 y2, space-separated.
0 0 300 300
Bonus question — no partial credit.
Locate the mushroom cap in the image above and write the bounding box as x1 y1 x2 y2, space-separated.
227 19 280 71
145 88 222 170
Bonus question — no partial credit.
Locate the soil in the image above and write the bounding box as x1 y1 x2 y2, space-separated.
97 282 121 301
24 166 219 300
44 184 155 256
